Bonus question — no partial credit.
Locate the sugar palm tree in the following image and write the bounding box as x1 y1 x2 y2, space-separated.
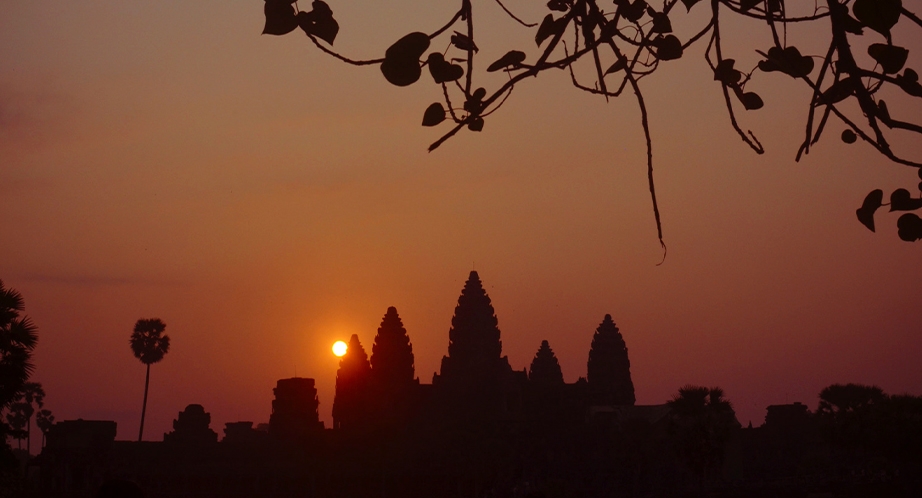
35 409 54 450
667 385 739 494
130 318 170 442
0 280 38 411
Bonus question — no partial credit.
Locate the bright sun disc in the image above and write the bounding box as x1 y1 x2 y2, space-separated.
332 340 348 357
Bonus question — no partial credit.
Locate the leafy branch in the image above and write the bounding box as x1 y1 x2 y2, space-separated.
262 0 922 246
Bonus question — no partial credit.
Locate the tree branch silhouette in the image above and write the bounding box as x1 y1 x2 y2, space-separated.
261 0 922 245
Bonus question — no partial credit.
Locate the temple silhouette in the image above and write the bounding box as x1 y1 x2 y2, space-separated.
29 272 922 497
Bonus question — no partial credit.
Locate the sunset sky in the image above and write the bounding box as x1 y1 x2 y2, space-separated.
2 1 921 443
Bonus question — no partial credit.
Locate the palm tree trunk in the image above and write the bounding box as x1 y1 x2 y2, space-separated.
27 416 31 456
138 363 151 442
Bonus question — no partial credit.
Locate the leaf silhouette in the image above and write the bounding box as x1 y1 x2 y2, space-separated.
896 68 922 97
297 1 339 45
758 46 814 78
889 188 922 212
451 32 478 53
422 103 446 126
605 57 627 74
853 0 902 36
652 35 683 61
263 0 299 36
896 213 922 241
620 0 647 22
381 33 430 87
547 0 571 12
468 116 484 132
536 15 567 46
740 0 761 11
427 53 464 84
714 59 741 85
868 44 908 74
740 92 763 110
841 129 857 143
817 78 856 105
856 189 884 232
681 0 702 12
650 12 673 34
487 51 527 72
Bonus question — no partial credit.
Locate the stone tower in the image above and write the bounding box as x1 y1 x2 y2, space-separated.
587 314 635 406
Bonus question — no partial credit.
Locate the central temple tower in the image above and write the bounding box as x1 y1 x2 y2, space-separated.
433 271 516 420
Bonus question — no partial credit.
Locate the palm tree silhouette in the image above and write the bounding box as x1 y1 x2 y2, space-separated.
667 385 739 494
130 318 170 442
0 280 38 411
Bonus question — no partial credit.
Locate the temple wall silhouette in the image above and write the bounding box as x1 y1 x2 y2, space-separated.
30 272 922 497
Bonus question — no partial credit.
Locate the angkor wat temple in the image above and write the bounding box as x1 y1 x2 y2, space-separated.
30 272 922 497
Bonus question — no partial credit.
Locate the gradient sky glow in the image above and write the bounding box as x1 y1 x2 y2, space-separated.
2 1 921 443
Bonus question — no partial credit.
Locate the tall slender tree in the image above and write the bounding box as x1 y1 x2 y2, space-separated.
130 318 170 442
0 280 38 411
35 409 53 450
0 280 38 466
667 385 739 492
16 382 43 455
587 314 635 406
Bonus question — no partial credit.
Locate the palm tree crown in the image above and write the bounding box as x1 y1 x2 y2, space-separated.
130 318 170 364
0 279 39 411
130 318 170 441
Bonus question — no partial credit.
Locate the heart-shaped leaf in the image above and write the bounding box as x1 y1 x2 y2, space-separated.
758 46 814 78
841 13 865 34
853 0 902 36
652 35 683 61
817 78 856 105
896 213 922 241
877 100 891 122
427 53 464 84
868 44 909 74
856 189 884 232
464 88 487 114
841 129 857 143
681 0 702 12
740 92 763 110
620 0 648 22
297 1 339 45
487 51 527 72
380 33 430 87
468 116 484 132
536 15 567 46
896 69 922 97
714 59 741 85
889 188 922 211
263 0 299 36
422 103 446 126
650 12 673 33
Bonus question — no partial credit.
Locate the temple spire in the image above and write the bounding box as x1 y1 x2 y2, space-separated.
587 314 636 405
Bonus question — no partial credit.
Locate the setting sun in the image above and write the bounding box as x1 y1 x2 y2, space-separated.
332 340 347 357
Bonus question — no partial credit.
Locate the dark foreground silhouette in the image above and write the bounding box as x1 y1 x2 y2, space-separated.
16 272 922 497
